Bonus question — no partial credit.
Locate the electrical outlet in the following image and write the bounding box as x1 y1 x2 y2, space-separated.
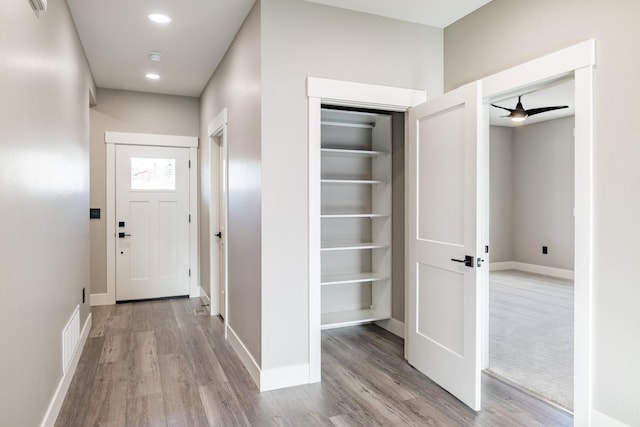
542 246 548 254
82 287 86 304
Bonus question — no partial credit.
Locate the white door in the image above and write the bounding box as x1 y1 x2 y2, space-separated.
217 136 227 319
407 81 483 411
115 144 190 301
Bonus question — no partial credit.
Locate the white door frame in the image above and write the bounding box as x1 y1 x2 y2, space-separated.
480 40 595 425
207 108 229 338
307 77 427 383
306 40 594 422
102 131 199 306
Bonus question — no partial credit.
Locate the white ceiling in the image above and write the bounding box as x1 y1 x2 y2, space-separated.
66 0 494 98
304 0 493 28
66 0 255 97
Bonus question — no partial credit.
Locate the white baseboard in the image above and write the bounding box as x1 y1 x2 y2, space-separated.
227 326 311 392
591 409 631 427
227 325 261 390
375 318 405 339
40 312 92 427
489 261 514 271
90 293 111 306
260 364 310 392
490 261 574 281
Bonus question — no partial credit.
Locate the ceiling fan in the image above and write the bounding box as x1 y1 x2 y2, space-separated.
491 95 568 122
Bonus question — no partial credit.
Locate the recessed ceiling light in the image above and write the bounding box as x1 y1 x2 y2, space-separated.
147 13 171 24
145 73 160 80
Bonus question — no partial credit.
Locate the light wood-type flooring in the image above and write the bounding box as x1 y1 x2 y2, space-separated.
55 298 573 426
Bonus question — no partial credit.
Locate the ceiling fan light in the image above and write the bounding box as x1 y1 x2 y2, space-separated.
510 112 527 122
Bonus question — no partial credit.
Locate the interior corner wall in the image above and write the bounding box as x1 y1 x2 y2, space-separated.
199 1 262 365
260 0 443 372
391 112 406 321
489 126 514 263
89 88 200 296
445 1 640 424
512 116 575 270
0 0 94 425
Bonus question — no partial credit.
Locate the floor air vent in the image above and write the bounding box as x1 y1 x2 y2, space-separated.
62 305 80 375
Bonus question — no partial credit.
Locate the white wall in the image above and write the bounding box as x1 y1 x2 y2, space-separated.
490 118 575 270
90 89 200 296
512 117 575 270
260 0 443 372
445 1 640 424
0 0 95 425
199 2 262 365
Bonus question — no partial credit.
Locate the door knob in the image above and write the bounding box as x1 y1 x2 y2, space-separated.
451 255 474 267
215 232 222 238
118 232 132 238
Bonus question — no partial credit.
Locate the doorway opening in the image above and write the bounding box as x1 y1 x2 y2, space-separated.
207 108 229 339
485 77 576 412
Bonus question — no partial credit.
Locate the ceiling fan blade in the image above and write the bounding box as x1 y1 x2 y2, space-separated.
525 105 569 116
491 103 514 113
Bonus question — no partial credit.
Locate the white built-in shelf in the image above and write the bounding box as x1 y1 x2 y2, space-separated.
321 309 391 329
321 148 389 158
321 242 389 251
321 179 387 185
321 212 388 219
321 272 389 286
321 120 374 129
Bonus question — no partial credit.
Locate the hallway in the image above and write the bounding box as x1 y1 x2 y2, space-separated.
55 298 572 426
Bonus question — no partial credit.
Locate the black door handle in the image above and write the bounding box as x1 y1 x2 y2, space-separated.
215 232 222 238
118 232 131 238
451 255 474 267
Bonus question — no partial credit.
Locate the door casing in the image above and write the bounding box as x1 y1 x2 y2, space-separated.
101 132 199 306
208 108 229 339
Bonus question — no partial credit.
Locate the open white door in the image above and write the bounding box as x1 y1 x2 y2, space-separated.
407 81 483 411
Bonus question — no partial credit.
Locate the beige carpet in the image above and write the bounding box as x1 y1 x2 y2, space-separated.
488 269 574 411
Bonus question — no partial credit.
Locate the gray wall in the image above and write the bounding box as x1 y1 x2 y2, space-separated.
260 0 443 370
512 117 575 270
199 2 262 365
490 118 575 270
0 0 95 425
445 2 640 423
391 112 406 321
490 126 514 263
89 89 200 295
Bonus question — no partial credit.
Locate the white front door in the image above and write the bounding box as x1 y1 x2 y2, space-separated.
115 144 190 301
407 81 483 411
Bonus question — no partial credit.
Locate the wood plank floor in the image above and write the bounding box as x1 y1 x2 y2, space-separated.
55 298 573 426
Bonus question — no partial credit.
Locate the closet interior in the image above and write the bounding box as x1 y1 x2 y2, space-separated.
320 106 393 329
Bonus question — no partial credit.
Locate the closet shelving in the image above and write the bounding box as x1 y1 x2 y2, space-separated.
320 107 392 329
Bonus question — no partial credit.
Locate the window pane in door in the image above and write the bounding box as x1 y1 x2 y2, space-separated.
131 157 176 190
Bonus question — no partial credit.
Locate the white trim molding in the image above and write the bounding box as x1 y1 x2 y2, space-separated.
260 364 311 392
489 261 575 281
40 313 92 427
307 77 426 111
227 325 261 389
591 410 631 427
89 293 110 306
105 131 198 148
481 39 595 426
207 108 229 339
104 132 200 304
